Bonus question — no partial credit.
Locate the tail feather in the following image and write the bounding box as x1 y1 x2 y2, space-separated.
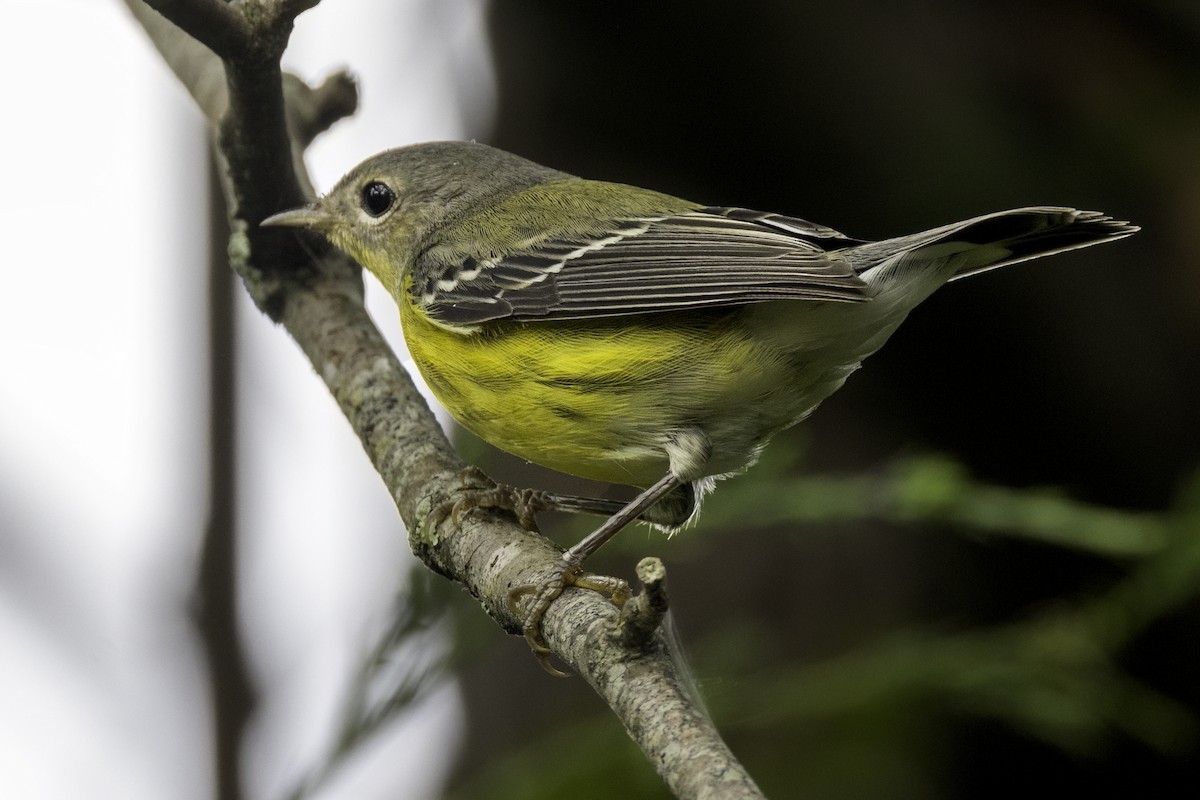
945 207 1139 280
847 206 1138 282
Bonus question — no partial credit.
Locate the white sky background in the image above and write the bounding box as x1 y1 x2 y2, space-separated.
0 1 495 798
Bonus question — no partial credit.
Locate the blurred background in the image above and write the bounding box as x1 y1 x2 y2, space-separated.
2 1 1197 798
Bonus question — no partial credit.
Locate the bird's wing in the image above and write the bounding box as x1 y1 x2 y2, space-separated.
415 206 871 326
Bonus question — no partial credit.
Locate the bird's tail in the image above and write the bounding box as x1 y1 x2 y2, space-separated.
849 206 1138 285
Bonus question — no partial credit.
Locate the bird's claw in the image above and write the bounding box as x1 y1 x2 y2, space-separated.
508 559 632 677
428 466 549 532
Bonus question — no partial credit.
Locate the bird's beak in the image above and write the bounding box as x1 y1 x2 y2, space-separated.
261 205 334 230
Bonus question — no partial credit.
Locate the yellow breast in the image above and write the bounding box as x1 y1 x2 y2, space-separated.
398 288 797 488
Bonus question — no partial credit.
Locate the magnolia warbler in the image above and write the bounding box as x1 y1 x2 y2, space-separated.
264 141 1136 671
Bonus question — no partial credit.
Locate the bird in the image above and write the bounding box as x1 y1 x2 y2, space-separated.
263 140 1137 673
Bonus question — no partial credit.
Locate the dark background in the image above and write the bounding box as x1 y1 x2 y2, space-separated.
442 2 1200 798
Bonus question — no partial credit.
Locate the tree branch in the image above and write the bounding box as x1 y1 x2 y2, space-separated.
138 0 249 61
124 1 763 796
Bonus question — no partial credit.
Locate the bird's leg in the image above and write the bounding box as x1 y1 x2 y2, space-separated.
508 472 683 676
531 481 697 528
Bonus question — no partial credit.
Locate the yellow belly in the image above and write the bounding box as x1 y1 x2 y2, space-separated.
399 292 804 488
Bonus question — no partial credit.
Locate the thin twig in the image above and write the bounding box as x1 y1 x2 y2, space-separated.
619 557 670 648
284 70 359 148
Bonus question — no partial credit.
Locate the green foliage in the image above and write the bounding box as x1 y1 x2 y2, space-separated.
701 446 1167 558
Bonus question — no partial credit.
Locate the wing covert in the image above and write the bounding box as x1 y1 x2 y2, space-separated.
419 206 870 326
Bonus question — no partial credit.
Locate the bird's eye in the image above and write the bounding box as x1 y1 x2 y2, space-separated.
361 181 396 217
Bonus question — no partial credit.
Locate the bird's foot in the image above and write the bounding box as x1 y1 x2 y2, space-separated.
429 465 551 532
507 557 631 677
